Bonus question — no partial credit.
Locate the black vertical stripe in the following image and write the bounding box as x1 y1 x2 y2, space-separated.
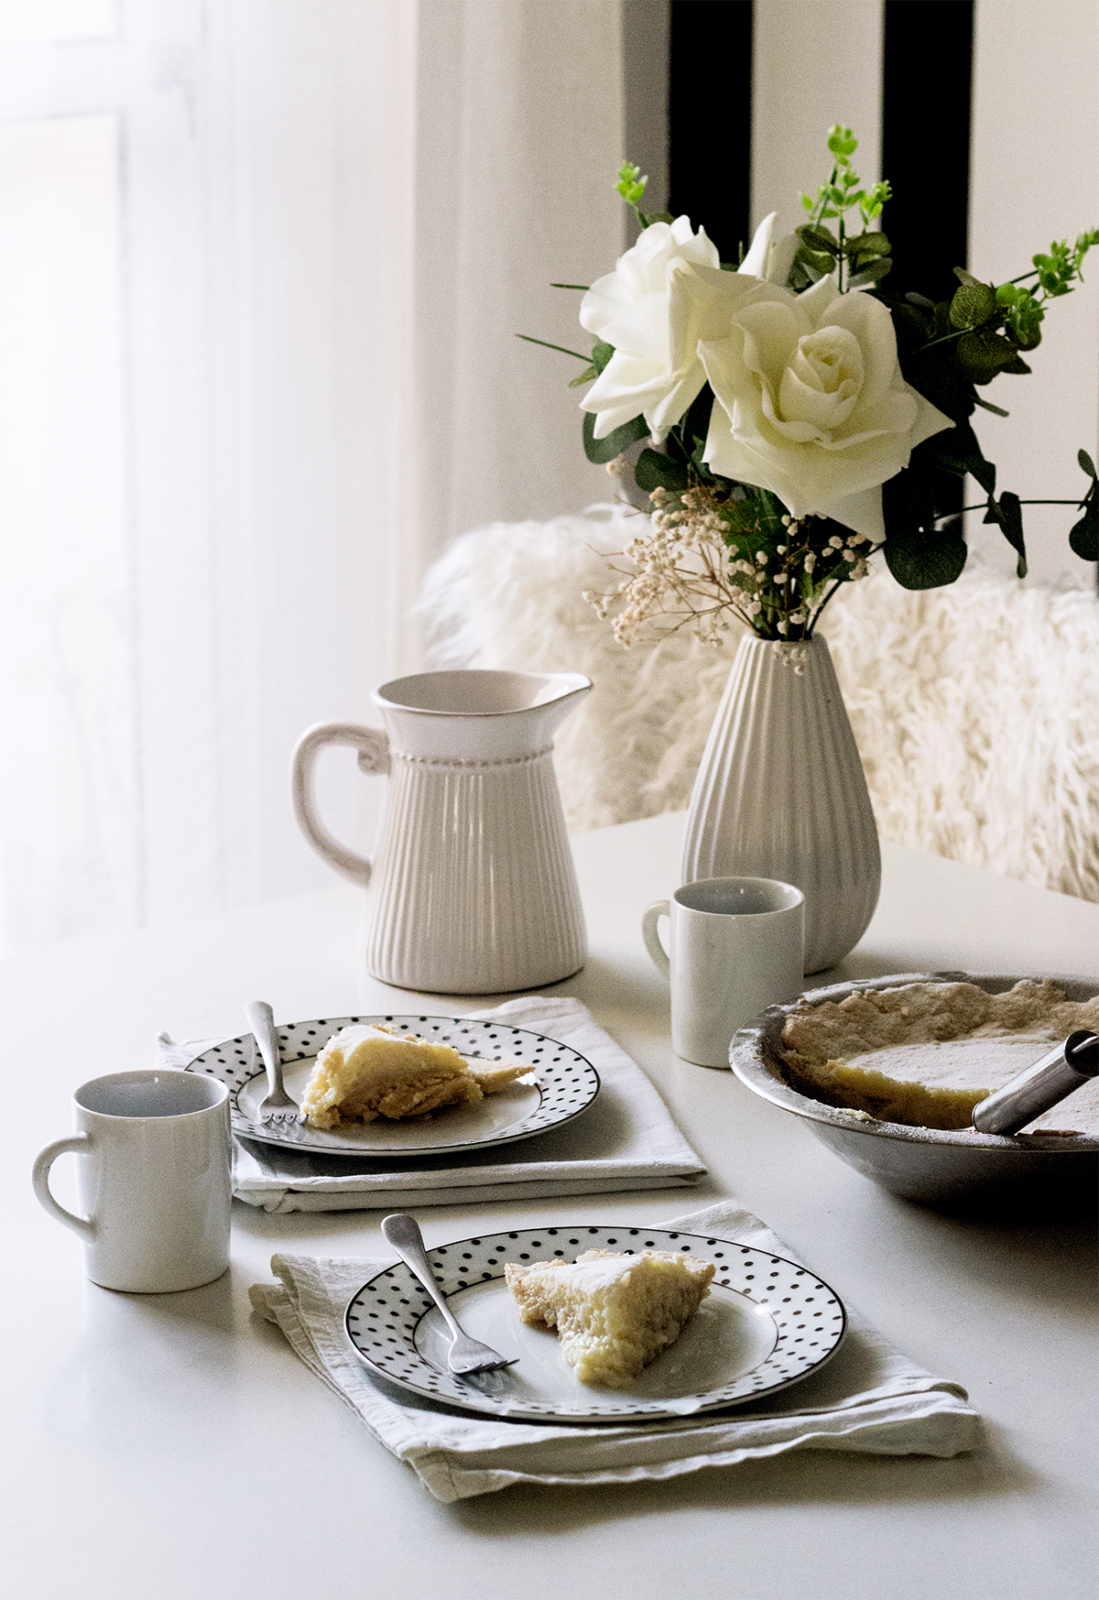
668 0 753 263
882 1 974 526
881 0 974 301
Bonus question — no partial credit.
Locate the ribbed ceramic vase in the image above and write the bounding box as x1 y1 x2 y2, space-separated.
682 634 880 974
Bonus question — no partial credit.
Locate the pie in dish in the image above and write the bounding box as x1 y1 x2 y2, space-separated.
504 1249 715 1387
780 979 1099 1136
299 1024 534 1130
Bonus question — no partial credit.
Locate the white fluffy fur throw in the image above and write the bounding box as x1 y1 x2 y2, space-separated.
419 507 1099 904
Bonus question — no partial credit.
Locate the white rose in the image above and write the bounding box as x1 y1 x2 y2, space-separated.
580 215 718 442
737 211 799 287
698 275 953 540
579 213 793 444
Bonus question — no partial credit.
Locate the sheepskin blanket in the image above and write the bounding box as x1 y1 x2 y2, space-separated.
419 506 1099 905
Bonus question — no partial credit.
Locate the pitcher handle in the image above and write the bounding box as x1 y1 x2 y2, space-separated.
291 721 390 886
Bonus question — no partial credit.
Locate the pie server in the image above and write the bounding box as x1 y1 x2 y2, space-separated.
972 1030 1099 1135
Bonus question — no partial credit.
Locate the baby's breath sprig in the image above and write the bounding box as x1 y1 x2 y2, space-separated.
586 477 879 647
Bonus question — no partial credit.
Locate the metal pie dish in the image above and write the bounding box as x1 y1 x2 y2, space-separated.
730 972 1099 1206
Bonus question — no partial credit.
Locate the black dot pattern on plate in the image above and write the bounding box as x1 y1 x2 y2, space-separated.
342 1226 846 1423
182 1015 600 1152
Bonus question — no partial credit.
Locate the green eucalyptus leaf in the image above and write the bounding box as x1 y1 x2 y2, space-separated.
950 281 998 329
591 340 615 375
957 329 1019 381
634 448 689 494
848 258 893 285
983 490 1027 577
662 429 692 468
933 431 997 494
881 464 968 589
1079 448 1098 480
568 365 598 388
1068 495 1098 561
798 248 838 275
999 357 1032 377
953 267 981 287
846 231 891 259
883 523 968 589
582 408 648 464
788 259 822 291
797 224 840 256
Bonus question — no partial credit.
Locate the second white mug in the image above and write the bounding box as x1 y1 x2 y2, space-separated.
32 1069 232 1293
643 877 805 1068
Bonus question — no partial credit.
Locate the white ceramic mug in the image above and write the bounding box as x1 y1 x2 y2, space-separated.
643 877 805 1068
32 1070 232 1293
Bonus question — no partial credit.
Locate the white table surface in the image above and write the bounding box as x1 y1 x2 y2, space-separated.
4 812 1097 1600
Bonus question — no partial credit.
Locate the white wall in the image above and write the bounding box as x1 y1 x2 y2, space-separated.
751 0 883 240
970 0 1099 584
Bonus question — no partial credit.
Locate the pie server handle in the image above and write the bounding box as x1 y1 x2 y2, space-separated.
971 1030 1098 1135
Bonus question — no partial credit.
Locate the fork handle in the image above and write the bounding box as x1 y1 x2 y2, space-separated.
381 1214 463 1340
245 1000 285 1098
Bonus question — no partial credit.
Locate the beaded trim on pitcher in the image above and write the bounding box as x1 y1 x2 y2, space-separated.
387 746 555 771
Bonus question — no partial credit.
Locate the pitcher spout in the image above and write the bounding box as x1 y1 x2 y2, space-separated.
528 672 592 740
372 669 591 762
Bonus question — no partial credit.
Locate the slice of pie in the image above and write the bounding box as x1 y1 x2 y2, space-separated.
299 1024 533 1130
505 1249 715 1387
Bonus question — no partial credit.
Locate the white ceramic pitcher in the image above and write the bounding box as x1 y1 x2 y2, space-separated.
292 669 592 994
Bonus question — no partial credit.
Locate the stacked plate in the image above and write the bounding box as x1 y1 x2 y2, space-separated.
187 1013 601 1158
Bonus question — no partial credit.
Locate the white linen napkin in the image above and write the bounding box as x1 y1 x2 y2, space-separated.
248 1197 980 1502
157 997 706 1212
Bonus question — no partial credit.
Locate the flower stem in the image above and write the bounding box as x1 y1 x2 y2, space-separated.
937 498 1086 523
515 333 591 360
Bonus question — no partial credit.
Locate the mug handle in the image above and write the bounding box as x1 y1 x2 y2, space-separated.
642 900 671 978
32 1135 94 1239
291 721 391 886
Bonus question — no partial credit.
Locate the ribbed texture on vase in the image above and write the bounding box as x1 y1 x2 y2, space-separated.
365 752 587 993
682 636 880 973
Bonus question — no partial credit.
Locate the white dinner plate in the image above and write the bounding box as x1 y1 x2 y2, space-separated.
344 1224 847 1422
185 1015 600 1157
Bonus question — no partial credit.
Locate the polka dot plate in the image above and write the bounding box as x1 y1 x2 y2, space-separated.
185 1015 600 1157
344 1224 847 1422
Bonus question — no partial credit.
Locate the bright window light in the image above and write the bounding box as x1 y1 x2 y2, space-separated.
0 113 136 951
0 0 116 45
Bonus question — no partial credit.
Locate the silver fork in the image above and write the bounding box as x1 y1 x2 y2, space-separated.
381 1213 517 1376
245 1000 301 1127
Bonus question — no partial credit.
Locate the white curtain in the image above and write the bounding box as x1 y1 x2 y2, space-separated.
0 0 626 955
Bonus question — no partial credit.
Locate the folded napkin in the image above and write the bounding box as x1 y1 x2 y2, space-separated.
248 1197 980 1501
158 997 706 1213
